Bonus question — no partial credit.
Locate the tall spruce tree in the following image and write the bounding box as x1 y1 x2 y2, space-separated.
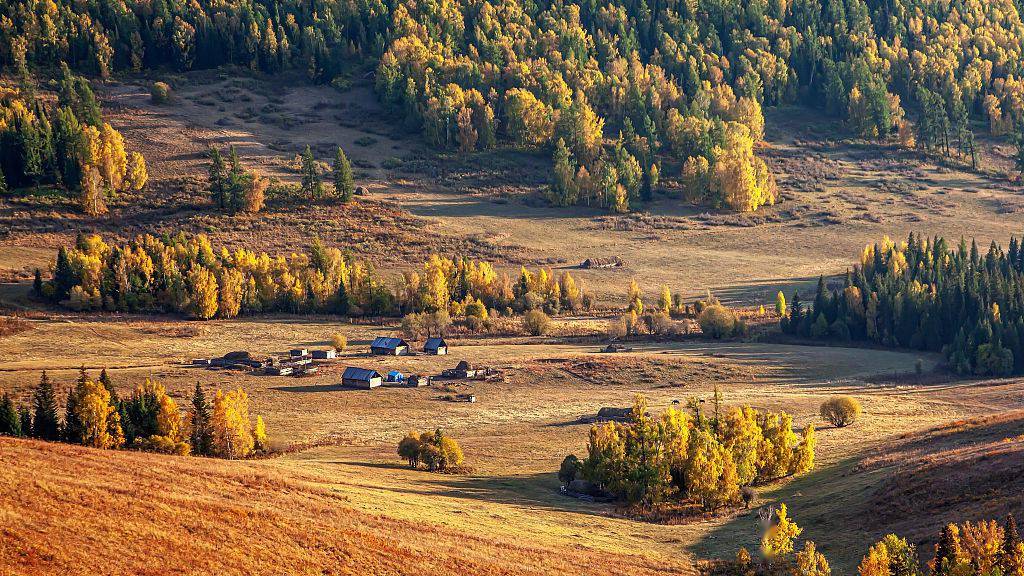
189 382 213 456
31 371 60 440
333 146 353 202
64 367 89 444
301 145 323 200
208 147 227 210
18 406 32 437
0 391 22 436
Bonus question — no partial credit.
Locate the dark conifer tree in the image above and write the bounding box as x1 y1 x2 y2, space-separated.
31 371 60 441
189 382 213 456
0 391 21 436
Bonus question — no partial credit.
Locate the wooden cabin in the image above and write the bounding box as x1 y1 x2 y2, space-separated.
370 337 410 356
424 337 448 355
343 367 383 389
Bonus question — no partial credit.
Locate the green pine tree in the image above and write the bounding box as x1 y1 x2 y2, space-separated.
0 391 22 436
208 147 227 210
335 278 350 315
189 382 213 456
18 406 32 437
98 368 117 404
333 146 353 202
301 145 323 200
31 371 61 440
64 367 89 444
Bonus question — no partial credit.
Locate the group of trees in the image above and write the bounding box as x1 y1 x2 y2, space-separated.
0 66 146 214
207 146 267 214
397 429 464 472
295 145 354 202
786 233 1024 377
565 395 815 510
39 232 594 321
0 370 267 459
716 510 1024 576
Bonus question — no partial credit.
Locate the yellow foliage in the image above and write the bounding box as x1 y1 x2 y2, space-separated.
761 503 802 558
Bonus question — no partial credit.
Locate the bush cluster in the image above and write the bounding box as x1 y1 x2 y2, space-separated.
397 429 464 472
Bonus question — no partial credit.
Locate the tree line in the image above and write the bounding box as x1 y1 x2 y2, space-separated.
784 233 1024 377
8 0 1022 215
561 394 815 510
0 370 267 459
39 232 594 320
0 66 147 214
712 510 1024 576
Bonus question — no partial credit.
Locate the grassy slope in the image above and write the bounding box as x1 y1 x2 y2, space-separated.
0 437 693 576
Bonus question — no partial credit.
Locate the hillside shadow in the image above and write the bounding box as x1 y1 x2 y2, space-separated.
690 457 874 573
329 463 615 518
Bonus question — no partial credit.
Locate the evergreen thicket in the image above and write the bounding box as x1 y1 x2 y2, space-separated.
787 233 1024 377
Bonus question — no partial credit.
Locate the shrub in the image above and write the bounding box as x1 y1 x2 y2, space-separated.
559 454 581 487
741 486 757 509
331 333 347 352
150 81 172 104
698 304 738 338
523 309 551 336
820 396 862 427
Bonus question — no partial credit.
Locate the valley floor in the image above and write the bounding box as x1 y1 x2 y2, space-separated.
3 313 1023 574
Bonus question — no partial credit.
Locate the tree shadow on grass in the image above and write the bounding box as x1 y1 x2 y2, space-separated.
689 456 882 574
329 461 617 518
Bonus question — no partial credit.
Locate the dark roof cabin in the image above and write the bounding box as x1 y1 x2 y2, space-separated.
311 349 337 359
342 367 383 389
371 337 409 356
424 337 448 355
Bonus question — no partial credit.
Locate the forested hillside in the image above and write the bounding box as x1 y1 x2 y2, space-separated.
1 0 1023 212
790 233 1024 377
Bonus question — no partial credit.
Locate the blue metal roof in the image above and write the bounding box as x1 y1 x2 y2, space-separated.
343 367 382 380
371 337 407 349
424 337 447 349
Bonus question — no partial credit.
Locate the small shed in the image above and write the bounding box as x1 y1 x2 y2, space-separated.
424 337 448 355
290 348 309 358
386 370 405 383
343 367 383 389
312 349 337 360
371 337 409 356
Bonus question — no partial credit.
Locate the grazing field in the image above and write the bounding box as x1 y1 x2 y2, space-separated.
5 308 1024 572
3 67 1024 576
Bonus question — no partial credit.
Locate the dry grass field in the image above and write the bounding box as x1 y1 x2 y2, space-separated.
4 309 1023 573
3 70 1024 576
